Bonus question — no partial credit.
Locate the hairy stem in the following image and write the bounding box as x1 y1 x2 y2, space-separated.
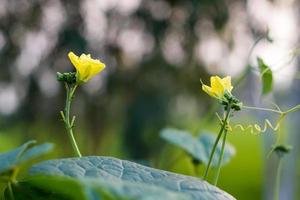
213 128 228 185
203 106 232 180
7 182 14 200
242 104 300 115
285 104 300 114
274 158 282 200
242 105 282 114
62 83 82 157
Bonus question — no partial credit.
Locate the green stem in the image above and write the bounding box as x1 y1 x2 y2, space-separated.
213 128 228 185
7 182 15 200
62 83 82 157
274 158 282 200
242 104 300 115
203 106 232 180
284 104 300 114
242 105 282 114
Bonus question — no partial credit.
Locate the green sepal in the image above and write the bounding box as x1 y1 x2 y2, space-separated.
56 72 77 84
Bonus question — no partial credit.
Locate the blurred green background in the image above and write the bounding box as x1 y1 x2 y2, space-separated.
0 0 299 199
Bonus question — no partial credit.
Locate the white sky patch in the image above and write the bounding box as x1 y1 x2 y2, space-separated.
37 68 59 98
90 0 118 12
81 0 108 46
195 0 299 89
118 28 154 65
16 1 65 77
16 31 51 76
247 0 299 90
0 84 19 115
196 34 226 73
195 2 252 76
85 0 141 15
41 0 65 35
115 0 141 15
15 30 58 77
162 30 186 66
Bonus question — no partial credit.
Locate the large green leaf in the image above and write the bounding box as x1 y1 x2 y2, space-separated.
30 156 236 200
257 57 273 95
160 128 235 166
198 132 235 167
0 140 35 174
0 140 53 174
0 140 53 199
16 175 190 200
160 128 206 162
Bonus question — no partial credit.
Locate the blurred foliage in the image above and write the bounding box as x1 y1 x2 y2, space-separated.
0 0 233 158
0 0 299 200
257 57 273 95
160 128 235 166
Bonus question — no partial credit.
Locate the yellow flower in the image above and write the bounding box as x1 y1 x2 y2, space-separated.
68 52 105 84
202 76 233 99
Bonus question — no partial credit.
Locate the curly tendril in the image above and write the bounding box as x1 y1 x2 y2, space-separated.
216 113 286 135
214 104 300 135
232 119 280 135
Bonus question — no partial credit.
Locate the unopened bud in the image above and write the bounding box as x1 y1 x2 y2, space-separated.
56 72 77 84
273 145 292 158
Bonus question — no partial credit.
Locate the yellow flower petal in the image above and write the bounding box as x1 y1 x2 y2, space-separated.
68 51 106 84
202 85 215 98
221 76 233 92
210 76 225 98
201 75 234 99
68 52 80 70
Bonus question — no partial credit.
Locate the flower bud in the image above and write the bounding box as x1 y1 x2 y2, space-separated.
273 145 292 158
68 52 105 84
56 72 77 84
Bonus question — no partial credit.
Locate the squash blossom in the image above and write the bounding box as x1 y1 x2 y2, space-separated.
68 52 105 84
202 76 233 99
